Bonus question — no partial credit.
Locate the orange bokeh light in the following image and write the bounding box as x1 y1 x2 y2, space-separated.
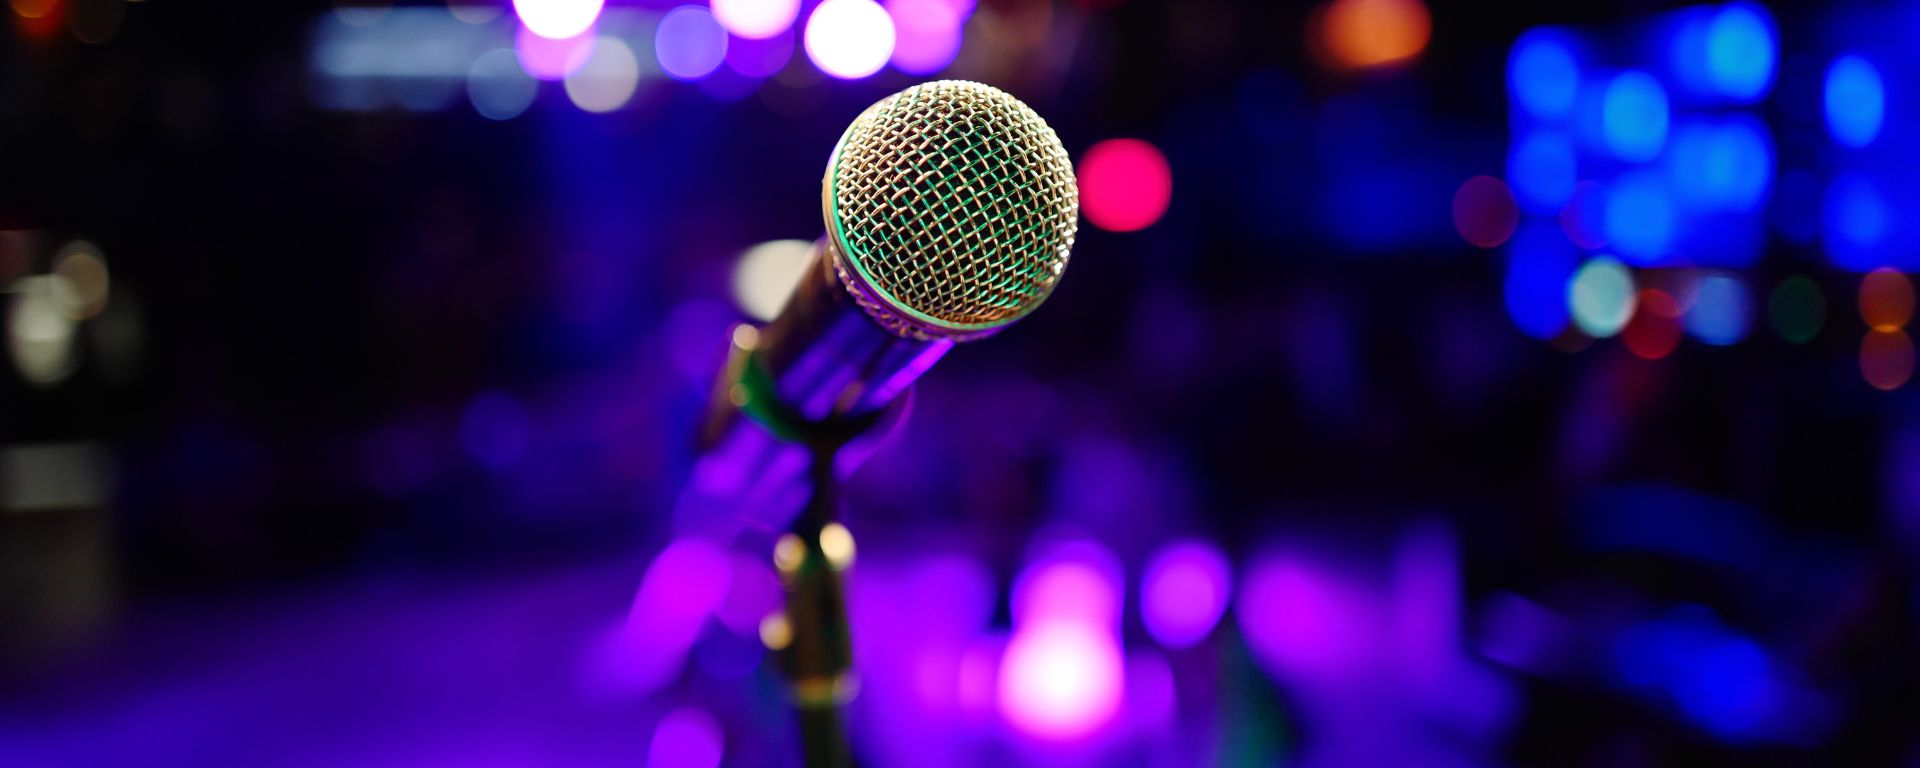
1862 329 1915 391
1311 0 1432 71
1859 267 1913 332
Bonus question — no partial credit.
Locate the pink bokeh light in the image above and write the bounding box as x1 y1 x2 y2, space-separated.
886 0 964 75
1078 138 1174 232
1141 539 1232 649
996 621 1125 740
515 23 596 80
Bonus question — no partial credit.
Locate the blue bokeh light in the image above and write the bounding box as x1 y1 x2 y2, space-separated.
1704 3 1775 101
1509 131 1579 213
1603 71 1670 162
1510 31 1580 120
1823 173 1890 270
1685 274 1752 345
1667 118 1772 213
1614 606 1776 739
1825 55 1885 148
1605 171 1676 263
1505 220 1578 339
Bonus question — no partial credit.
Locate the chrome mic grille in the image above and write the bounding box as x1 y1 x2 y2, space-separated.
824 80 1079 342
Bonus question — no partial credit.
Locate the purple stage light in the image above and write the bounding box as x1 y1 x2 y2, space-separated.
1140 539 1231 650
657 5 729 81
997 620 1125 741
1011 540 1124 630
648 707 725 768
515 23 595 80
725 28 795 78
887 0 963 75
600 538 733 693
1238 554 1371 679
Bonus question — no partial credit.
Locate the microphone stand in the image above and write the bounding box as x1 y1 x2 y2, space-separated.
726 329 899 768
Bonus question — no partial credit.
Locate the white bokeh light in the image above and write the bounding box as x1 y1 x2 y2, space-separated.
805 0 895 79
513 0 603 40
565 36 641 112
711 0 800 40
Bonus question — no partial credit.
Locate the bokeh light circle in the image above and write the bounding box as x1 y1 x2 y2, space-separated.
1508 131 1577 214
469 47 540 119
1452 175 1518 248
711 0 800 40
516 25 596 80
1704 3 1775 101
1683 274 1751 346
1079 138 1173 233
1602 71 1669 163
1141 540 1232 650
887 0 963 75
657 5 729 81
1314 0 1431 71
647 707 725 768
1768 275 1825 345
1568 256 1637 338
513 0 603 40
1825 55 1884 149
805 0 896 79
996 621 1125 740
1510 30 1579 120
565 36 641 112
1622 289 1682 359
1859 267 1913 333
1863 329 1915 391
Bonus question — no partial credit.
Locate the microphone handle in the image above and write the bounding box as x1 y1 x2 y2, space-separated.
680 240 950 540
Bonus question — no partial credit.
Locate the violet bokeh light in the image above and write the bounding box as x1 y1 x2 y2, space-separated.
516 24 596 80
657 5 729 81
648 707 725 768
886 0 964 75
601 538 733 693
1010 540 1124 630
998 540 1127 741
1141 539 1232 649
725 29 795 78
1237 553 1371 679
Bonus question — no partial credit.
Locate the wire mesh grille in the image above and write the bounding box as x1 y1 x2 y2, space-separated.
826 80 1079 339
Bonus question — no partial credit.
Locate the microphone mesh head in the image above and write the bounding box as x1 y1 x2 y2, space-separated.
824 80 1079 341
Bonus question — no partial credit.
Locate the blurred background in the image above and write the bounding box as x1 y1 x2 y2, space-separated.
1 0 1916 765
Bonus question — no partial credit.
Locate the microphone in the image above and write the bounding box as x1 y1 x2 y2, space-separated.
678 80 1079 768
685 79 1081 534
